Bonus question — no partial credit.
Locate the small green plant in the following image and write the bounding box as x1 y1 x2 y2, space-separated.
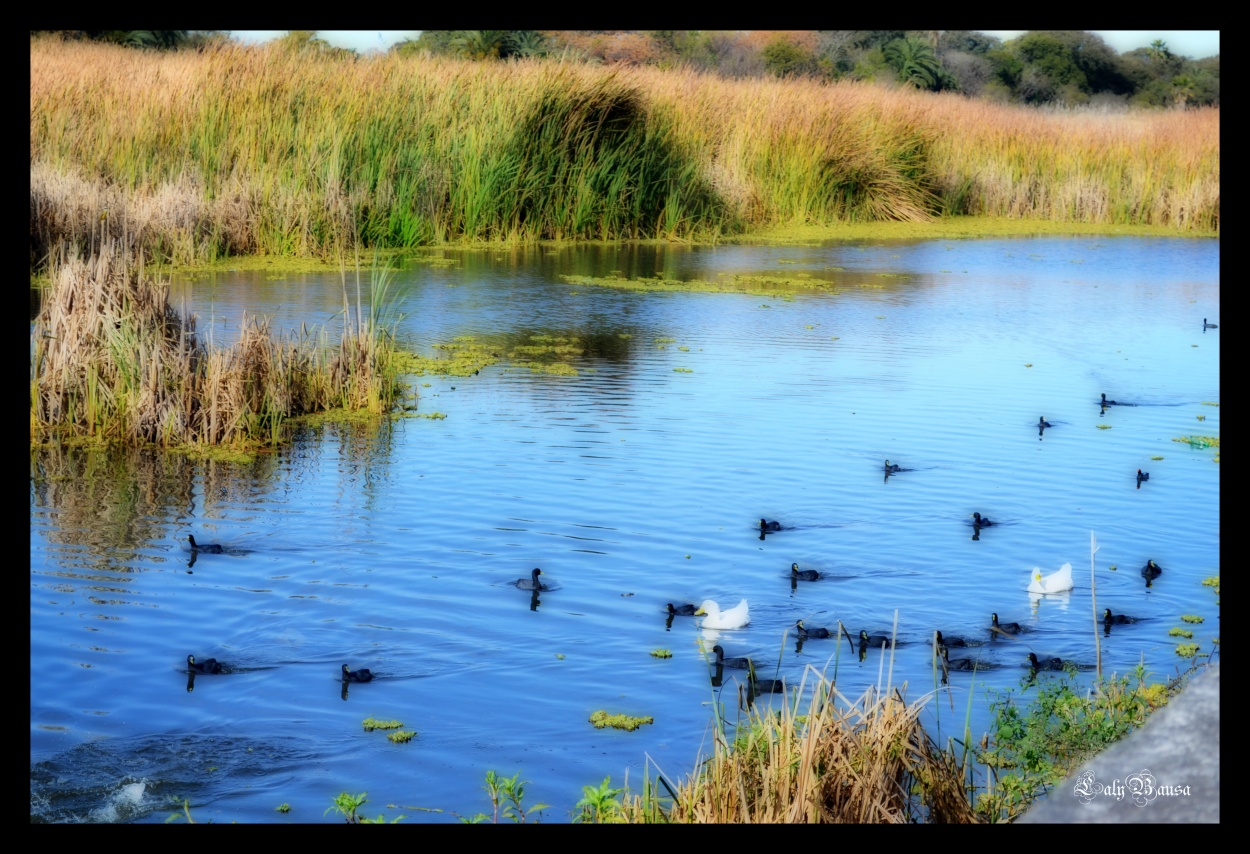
461 770 549 823
362 717 404 731
1168 627 1194 638
165 798 197 823
1196 414 1206 421
574 776 624 823
976 664 1164 822
1096 423 1112 430
276 803 291 813
1151 455 1164 460
673 367 693 373
387 730 416 743
650 649 673 659
1175 643 1200 658
589 710 654 731
325 791 406 824
1180 614 1204 624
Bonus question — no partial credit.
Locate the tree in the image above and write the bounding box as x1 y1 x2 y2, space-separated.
761 36 816 78
884 37 940 89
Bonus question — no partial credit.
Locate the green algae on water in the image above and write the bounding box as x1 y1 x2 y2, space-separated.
589 710 654 731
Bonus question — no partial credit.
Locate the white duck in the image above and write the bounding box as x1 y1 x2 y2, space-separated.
1028 562 1074 594
697 598 750 629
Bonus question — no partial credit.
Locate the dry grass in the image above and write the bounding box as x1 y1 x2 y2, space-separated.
619 668 980 823
31 37 1215 269
31 241 403 447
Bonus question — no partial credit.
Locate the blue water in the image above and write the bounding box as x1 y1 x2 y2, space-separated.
30 236 1220 823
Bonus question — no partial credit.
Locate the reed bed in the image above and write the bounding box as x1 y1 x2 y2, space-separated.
619 668 979 823
30 38 1216 269
31 241 402 447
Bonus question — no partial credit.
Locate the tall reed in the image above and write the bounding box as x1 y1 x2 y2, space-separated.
618 667 979 823
31 241 403 447
31 38 1215 270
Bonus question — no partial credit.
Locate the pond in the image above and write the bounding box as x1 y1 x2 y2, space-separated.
30 235 1220 823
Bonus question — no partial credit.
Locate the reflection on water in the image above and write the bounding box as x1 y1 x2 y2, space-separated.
31 237 1219 822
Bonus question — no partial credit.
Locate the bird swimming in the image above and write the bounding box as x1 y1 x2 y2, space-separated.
971 512 993 527
884 460 902 473
859 629 892 649
712 645 753 669
667 603 698 616
184 535 223 554
1141 559 1162 581
516 568 548 591
790 562 820 582
1038 417 1052 429
697 598 750 629
760 518 783 532
940 647 978 671
991 613 1022 635
1137 469 1150 484
187 654 222 674
1204 318 1218 329
1103 608 1136 626
750 674 785 693
935 630 968 648
1028 562 1074 595
796 619 832 639
1027 652 1064 672
342 664 374 683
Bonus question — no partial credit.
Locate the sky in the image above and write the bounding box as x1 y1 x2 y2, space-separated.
229 30 1220 60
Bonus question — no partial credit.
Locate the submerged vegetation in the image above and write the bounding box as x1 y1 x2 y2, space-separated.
30 37 1217 277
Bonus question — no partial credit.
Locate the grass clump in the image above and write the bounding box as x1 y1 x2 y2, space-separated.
616 671 977 823
1168 628 1194 639
589 710 654 731
31 243 405 449
362 717 404 731
650 649 673 659
387 730 416 744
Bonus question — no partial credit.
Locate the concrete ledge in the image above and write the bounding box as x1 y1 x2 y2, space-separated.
1019 662 1219 823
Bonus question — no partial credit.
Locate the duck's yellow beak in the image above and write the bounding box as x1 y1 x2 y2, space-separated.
694 608 706 616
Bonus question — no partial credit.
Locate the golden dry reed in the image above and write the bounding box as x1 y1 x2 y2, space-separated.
30 37 1218 268
31 240 402 447
618 668 978 823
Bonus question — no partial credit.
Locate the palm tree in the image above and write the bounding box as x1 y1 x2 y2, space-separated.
450 30 509 60
885 37 940 89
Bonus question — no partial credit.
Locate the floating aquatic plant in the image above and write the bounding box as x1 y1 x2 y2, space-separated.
673 367 693 373
1181 615 1204 623
1096 424 1112 430
589 710 654 731
1151 455 1164 460
387 731 416 743
362 717 404 731
1174 643 1200 658
1168 628 1194 639
650 649 673 659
